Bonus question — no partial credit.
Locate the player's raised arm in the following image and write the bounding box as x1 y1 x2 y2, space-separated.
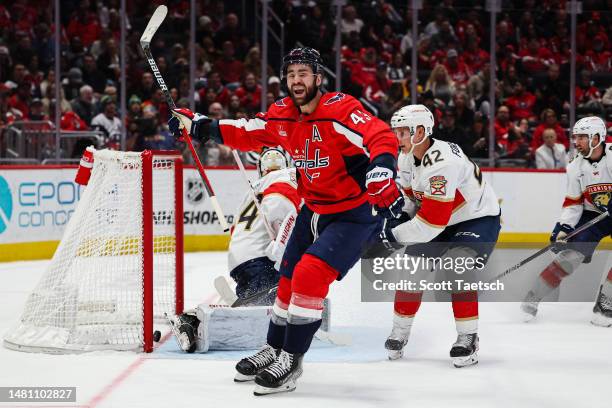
169 109 279 152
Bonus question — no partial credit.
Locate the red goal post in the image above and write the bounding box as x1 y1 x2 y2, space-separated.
4 149 184 353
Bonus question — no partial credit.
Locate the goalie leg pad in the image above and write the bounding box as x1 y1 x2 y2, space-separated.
193 304 272 352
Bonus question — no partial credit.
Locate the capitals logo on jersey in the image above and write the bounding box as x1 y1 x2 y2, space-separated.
294 139 329 181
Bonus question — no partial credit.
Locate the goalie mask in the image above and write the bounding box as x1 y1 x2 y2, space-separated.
258 148 289 177
390 104 435 154
572 116 607 158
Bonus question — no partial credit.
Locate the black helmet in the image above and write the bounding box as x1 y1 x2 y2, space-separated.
281 47 323 78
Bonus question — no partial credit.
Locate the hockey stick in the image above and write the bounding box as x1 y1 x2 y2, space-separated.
231 150 276 240
214 276 239 305
140 5 230 232
231 284 279 307
487 211 609 283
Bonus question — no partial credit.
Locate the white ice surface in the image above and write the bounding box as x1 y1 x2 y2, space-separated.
0 250 610 408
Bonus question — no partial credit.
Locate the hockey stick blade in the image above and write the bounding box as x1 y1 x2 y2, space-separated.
214 276 238 305
315 330 352 346
231 285 278 307
139 6 230 233
140 5 168 47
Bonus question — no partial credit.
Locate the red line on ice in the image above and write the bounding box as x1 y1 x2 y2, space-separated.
86 292 218 407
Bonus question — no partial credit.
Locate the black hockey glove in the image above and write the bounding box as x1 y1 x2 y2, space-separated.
380 212 410 249
169 108 219 143
550 222 574 253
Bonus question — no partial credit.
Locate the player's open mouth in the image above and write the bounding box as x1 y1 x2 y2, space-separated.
292 87 305 96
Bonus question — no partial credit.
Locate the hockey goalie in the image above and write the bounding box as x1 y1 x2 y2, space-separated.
169 148 302 353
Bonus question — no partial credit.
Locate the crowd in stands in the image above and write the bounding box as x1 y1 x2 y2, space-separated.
0 0 610 168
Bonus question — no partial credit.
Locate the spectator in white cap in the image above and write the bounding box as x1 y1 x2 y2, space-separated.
268 75 285 100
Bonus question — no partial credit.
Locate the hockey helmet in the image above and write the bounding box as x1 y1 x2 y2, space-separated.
281 47 324 79
258 147 289 177
572 116 607 158
390 104 435 153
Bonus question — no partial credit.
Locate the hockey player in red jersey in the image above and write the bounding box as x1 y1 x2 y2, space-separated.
521 116 612 327
169 47 400 395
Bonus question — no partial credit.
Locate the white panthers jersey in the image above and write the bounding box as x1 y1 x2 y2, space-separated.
228 168 300 271
393 139 500 243
559 144 612 227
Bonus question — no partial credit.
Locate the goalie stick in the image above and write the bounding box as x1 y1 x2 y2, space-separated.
140 5 229 232
217 278 352 346
214 276 239 305
232 150 277 240
487 211 609 283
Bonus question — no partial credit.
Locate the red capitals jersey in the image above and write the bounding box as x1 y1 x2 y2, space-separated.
217 92 398 214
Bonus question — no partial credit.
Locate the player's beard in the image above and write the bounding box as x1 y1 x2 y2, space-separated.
289 83 318 107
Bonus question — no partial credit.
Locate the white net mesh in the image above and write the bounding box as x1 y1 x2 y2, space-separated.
3 150 180 353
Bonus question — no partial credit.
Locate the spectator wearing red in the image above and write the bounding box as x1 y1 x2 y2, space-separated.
213 41 244 86
530 109 569 150
349 47 378 90
234 72 261 114
10 3 38 33
0 6 10 29
0 84 23 126
518 38 554 74
463 38 489 73
363 61 392 105
66 1 102 48
201 71 230 107
8 81 31 119
583 34 612 73
494 105 513 148
61 110 88 131
504 82 536 122
575 70 602 106
444 49 472 85
576 16 609 54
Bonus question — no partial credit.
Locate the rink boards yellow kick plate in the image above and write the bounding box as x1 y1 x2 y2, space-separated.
1 234 611 262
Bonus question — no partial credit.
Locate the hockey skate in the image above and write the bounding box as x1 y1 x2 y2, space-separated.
235 344 279 383
253 350 303 396
591 285 612 327
384 316 412 360
166 312 199 353
450 333 479 368
520 290 540 322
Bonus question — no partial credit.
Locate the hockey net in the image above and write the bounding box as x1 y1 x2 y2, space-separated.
3 149 184 353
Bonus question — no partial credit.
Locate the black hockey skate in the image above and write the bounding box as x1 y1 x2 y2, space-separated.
591 285 612 327
384 316 412 360
450 333 479 368
235 344 279 383
253 350 303 396
167 312 199 353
